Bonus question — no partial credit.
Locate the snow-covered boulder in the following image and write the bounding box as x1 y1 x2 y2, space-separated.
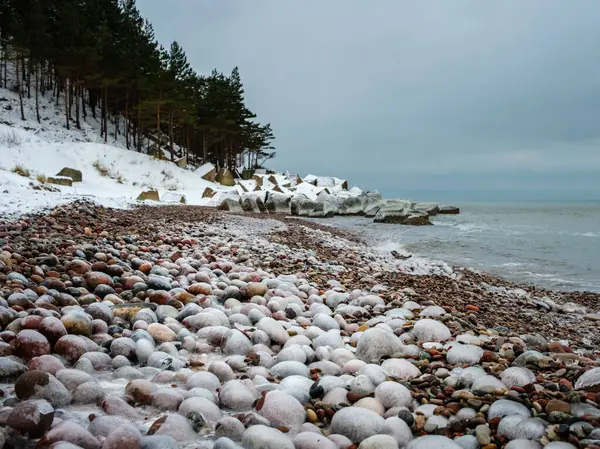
412 202 439 216
137 190 159 201
216 168 235 186
337 195 364 215
161 191 186 204
290 194 315 216
56 167 82 182
195 163 216 182
374 199 431 225
241 195 266 213
308 201 337 218
217 192 243 213
265 192 292 214
362 191 385 216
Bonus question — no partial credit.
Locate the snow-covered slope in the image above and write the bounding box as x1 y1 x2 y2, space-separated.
0 78 237 216
0 123 235 216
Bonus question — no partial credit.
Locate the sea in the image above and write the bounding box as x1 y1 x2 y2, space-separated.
311 201 600 293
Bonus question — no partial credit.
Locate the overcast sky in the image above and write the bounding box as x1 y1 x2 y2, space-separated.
139 1 600 201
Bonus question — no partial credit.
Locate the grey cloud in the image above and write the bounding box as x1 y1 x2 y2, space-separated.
139 0 600 199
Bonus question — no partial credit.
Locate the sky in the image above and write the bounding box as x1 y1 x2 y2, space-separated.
138 1 600 201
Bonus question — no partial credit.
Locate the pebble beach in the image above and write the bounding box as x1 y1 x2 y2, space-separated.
1 202 600 449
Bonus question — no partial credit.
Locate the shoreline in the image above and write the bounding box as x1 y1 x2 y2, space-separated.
0 200 600 346
1 201 600 448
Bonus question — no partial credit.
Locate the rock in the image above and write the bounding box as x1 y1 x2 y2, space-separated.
15 370 71 407
221 329 252 356
147 323 177 344
258 390 306 428
475 425 492 445
137 190 160 201
185 371 221 391
355 327 404 362
412 202 439 216
28 355 65 375
329 406 386 443
215 417 246 441
61 310 93 336
246 282 268 298
546 399 571 414
381 358 420 380
412 319 451 342
102 396 141 419
101 424 143 449
56 167 83 182
179 396 222 422
375 381 412 409
85 271 115 289
438 206 460 214
218 197 244 213
125 379 157 404
161 192 186 204
358 435 399 449
141 436 180 449
487 399 531 420
216 168 235 186
219 380 255 410
55 368 94 391
14 329 50 360
575 367 600 391
241 425 294 449
37 420 101 449
264 192 292 214
257 317 289 345
72 381 106 404
147 414 195 441
500 367 536 388
406 435 463 449
446 344 484 365
384 416 413 447
0 357 28 380
54 335 88 363
7 399 54 438
48 176 73 186
38 316 68 343
196 162 216 182
271 361 310 378
293 432 337 449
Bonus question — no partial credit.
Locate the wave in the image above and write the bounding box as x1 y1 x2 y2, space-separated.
573 232 600 238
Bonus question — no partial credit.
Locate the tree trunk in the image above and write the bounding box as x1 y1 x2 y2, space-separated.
137 102 142 152
1 46 6 88
81 86 87 120
125 83 129 149
35 65 40 123
17 53 25 121
68 79 74 121
55 75 60 107
21 55 27 94
25 56 31 99
65 78 70 130
75 80 80 129
103 84 108 143
169 110 174 162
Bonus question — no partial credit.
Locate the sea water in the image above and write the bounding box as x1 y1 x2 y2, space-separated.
313 201 600 292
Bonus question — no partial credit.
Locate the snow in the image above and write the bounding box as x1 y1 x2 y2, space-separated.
0 123 235 216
